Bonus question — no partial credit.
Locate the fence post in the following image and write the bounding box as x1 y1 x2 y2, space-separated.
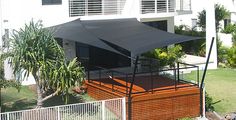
102 101 105 120
7 113 9 120
57 106 60 120
122 98 126 120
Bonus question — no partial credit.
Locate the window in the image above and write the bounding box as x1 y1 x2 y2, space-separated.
42 0 62 5
143 20 168 31
191 18 197 30
2 29 9 48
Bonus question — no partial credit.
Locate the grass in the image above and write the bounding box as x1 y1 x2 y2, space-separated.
1 86 94 112
185 68 236 115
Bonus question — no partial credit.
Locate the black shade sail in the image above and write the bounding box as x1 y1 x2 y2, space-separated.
50 19 121 54
51 18 201 56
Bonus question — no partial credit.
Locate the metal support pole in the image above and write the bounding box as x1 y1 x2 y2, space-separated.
151 69 154 94
200 37 214 89
128 56 139 120
87 70 90 83
197 66 199 87
174 64 177 90
200 37 215 117
177 62 180 83
99 69 102 86
112 72 114 92
126 74 128 96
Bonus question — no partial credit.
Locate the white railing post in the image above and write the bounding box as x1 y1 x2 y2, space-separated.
7 113 9 120
102 0 105 15
85 0 88 16
57 106 60 120
166 0 169 13
102 101 105 120
155 0 157 13
122 97 126 120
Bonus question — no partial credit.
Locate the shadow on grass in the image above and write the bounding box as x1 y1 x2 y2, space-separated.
2 98 37 112
2 94 85 112
43 94 84 107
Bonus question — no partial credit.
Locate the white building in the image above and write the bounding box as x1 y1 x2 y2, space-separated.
175 0 236 48
175 0 236 29
0 0 193 82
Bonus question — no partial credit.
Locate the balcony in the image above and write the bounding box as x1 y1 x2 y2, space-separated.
141 0 191 15
69 0 126 17
69 0 192 17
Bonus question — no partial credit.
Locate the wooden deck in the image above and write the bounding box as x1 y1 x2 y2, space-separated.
86 75 200 120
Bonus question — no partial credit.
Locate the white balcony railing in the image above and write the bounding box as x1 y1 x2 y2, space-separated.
140 0 191 14
175 0 191 11
69 0 191 17
69 0 126 17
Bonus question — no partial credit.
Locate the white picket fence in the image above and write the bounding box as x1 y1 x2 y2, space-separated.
0 98 126 120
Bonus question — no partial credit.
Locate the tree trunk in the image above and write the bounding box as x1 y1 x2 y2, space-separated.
36 83 43 108
32 72 43 108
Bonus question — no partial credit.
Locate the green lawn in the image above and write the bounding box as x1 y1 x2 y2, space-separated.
1 86 93 112
185 68 236 115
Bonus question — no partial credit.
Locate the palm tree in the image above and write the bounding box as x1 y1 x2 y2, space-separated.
2 21 85 107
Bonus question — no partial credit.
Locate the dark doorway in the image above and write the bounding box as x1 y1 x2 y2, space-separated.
75 42 130 70
143 20 168 31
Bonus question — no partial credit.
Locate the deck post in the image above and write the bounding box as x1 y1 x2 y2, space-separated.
177 62 180 83
200 37 215 117
112 71 114 92
174 63 177 90
126 74 128 96
128 56 139 120
99 69 101 86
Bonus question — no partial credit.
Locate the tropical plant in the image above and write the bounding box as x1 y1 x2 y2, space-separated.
175 25 206 56
205 92 215 111
143 45 184 67
1 21 85 107
227 46 236 68
221 24 236 34
197 4 230 32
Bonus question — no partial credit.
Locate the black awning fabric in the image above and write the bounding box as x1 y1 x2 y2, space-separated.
81 18 201 56
50 18 201 57
50 19 121 54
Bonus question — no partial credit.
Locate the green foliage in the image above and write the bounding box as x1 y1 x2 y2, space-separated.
221 24 236 34
0 59 4 80
221 24 236 46
175 25 206 56
218 45 229 64
226 46 236 67
197 4 230 32
205 92 215 111
1 20 85 106
143 45 184 67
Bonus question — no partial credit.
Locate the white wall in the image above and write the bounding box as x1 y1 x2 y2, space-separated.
218 33 233 47
175 0 236 28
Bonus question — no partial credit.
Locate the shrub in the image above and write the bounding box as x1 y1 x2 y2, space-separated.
205 92 215 111
175 25 206 56
221 24 236 34
227 46 236 67
0 60 4 80
218 45 229 64
142 45 184 67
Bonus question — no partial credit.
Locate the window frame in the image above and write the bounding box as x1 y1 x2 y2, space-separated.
42 0 62 5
